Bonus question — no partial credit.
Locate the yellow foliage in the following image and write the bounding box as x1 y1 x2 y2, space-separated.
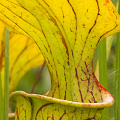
0 21 44 94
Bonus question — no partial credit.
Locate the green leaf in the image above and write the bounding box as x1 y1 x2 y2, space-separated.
114 0 120 119
0 68 4 120
4 27 9 120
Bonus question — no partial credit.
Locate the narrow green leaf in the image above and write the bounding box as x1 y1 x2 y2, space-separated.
98 38 108 120
0 71 4 120
4 28 9 120
114 1 120 119
98 39 107 89
114 31 120 120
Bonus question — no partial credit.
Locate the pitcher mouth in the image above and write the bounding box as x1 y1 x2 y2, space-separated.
10 90 114 109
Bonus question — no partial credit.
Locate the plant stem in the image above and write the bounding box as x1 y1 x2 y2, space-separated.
98 38 108 120
114 32 120 120
31 62 45 93
117 33 120 120
0 71 4 120
114 1 120 120
4 28 9 120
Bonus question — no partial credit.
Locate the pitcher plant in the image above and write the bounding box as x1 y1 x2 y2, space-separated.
0 0 120 119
